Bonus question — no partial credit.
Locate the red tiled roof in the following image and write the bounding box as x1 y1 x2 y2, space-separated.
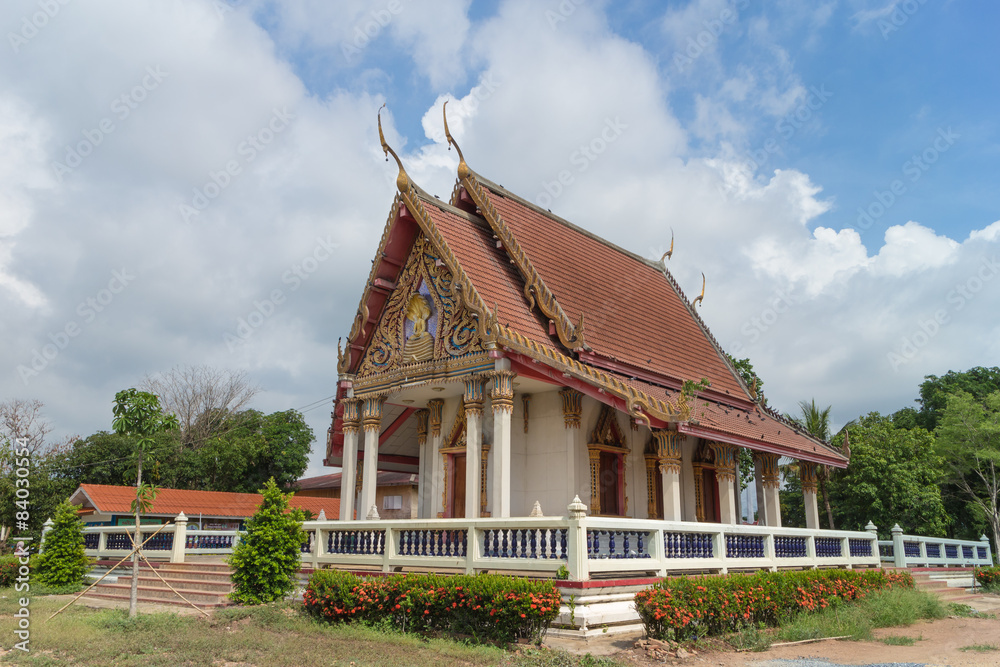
475 179 748 399
296 471 418 491
71 484 340 519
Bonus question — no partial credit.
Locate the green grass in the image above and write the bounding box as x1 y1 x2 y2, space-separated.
880 635 918 646
959 643 999 653
777 587 946 643
725 623 772 652
0 589 624 667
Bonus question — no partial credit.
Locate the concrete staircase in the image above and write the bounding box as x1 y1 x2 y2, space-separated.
84 562 233 608
899 567 981 604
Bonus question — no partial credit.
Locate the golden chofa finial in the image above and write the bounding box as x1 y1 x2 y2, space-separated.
442 100 470 180
691 273 706 308
378 104 411 193
660 228 674 263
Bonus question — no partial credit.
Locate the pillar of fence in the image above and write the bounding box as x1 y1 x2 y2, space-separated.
566 496 589 581
170 512 188 563
891 523 905 568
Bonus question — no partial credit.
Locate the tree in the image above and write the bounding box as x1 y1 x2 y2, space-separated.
0 400 76 544
827 412 948 537
727 355 767 406
229 478 306 605
936 391 1000 559
916 367 1000 431
785 399 839 529
141 365 259 446
36 500 90 587
111 389 178 617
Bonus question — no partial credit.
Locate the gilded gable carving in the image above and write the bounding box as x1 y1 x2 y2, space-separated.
358 235 483 376
590 404 627 448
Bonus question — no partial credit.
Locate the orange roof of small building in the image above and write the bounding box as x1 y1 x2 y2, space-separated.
70 484 340 519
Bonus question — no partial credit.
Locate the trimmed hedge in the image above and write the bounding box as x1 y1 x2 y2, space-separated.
975 565 1000 590
303 570 561 644
635 568 913 640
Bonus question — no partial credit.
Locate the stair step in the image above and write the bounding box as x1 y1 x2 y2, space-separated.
134 576 233 592
90 583 230 605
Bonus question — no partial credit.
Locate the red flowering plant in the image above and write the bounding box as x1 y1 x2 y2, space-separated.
635 568 913 641
303 570 561 644
974 565 1000 591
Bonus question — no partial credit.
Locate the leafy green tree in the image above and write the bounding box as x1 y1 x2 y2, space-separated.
727 355 767 406
916 367 1000 430
36 500 90 586
229 478 306 605
827 412 948 537
936 391 1000 559
111 389 178 618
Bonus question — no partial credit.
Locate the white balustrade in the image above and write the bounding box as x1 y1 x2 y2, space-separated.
878 524 993 568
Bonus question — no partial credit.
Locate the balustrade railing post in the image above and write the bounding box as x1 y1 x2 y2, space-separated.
383 525 397 573
840 536 851 568
982 535 994 566
566 496 589 581
716 528 728 574
171 512 187 564
917 537 928 566
313 527 326 568
648 526 666 577
805 532 817 568
464 525 477 575
891 524 905 568
97 529 108 557
764 533 777 571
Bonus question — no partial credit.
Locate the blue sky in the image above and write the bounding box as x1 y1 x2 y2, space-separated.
1 0 998 477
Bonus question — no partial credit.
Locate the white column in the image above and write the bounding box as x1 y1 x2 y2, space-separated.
464 376 487 519
415 409 429 518
754 465 767 525
711 442 738 525
360 395 385 519
653 430 682 521
490 365 515 518
170 512 188 563
560 388 583 503
757 453 782 528
426 399 444 518
801 461 820 530
339 398 360 521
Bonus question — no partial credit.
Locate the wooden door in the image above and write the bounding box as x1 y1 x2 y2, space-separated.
599 451 621 516
452 453 466 519
702 467 721 523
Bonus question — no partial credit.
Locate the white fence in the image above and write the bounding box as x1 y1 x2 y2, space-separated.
878 523 994 568
75 504 885 580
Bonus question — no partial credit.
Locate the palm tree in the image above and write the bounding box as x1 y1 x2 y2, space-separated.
786 399 836 529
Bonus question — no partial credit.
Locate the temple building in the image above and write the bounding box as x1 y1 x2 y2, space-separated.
325 106 847 529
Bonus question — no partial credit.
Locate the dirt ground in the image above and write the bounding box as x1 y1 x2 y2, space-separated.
549 594 1000 667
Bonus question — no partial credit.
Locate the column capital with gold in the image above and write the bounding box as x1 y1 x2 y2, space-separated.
463 375 488 416
427 399 444 438
709 441 738 483
489 370 517 414
756 452 781 489
361 395 386 432
800 461 818 494
341 398 361 435
651 429 681 474
560 387 583 429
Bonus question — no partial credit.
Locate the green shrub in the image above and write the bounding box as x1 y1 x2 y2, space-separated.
228 478 307 605
634 568 913 641
0 554 21 587
975 565 1000 592
35 501 91 587
303 570 561 645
